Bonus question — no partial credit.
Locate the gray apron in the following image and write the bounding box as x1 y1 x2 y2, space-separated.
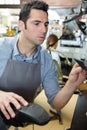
0 51 41 102
0 50 41 130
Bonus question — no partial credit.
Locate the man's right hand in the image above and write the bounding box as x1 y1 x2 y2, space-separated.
0 91 28 120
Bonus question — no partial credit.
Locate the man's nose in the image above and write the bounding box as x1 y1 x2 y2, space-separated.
41 25 47 33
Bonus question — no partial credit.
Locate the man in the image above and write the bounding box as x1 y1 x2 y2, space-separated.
0 0 86 129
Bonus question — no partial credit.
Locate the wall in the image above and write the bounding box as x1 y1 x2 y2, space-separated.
20 0 81 6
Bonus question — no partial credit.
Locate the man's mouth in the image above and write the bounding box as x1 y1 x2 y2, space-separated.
39 36 45 41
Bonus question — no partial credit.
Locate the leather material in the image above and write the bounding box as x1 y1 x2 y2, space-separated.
0 103 50 127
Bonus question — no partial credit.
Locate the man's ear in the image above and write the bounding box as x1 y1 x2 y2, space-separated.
18 20 25 31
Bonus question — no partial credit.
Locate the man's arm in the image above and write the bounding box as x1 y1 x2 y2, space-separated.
53 63 87 110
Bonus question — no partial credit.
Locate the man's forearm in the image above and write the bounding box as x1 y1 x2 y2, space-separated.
53 80 77 110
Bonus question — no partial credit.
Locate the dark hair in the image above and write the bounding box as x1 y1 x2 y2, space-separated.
19 0 49 24
46 34 58 49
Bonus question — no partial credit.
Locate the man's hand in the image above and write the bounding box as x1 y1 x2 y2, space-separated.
53 63 87 110
68 63 87 88
0 91 28 120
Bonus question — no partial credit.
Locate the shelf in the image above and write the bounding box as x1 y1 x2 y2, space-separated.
0 4 21 8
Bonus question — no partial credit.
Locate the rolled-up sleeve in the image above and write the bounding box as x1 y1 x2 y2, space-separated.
41 50 60 106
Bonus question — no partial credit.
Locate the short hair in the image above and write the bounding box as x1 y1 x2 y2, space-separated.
19 0 49 23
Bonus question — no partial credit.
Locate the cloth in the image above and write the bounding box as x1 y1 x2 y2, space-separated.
0 33 60 129
0 116 9 130
0 34 60 105
0 36 41 129
0 50 41 103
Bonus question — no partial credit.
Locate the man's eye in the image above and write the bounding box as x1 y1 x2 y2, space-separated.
34 23 39 26
45 22 49 27
45 23 49 27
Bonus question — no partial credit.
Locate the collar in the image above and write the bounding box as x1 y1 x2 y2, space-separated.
12 34 41 60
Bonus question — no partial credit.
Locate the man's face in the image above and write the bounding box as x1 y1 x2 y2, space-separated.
19 9 49 46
